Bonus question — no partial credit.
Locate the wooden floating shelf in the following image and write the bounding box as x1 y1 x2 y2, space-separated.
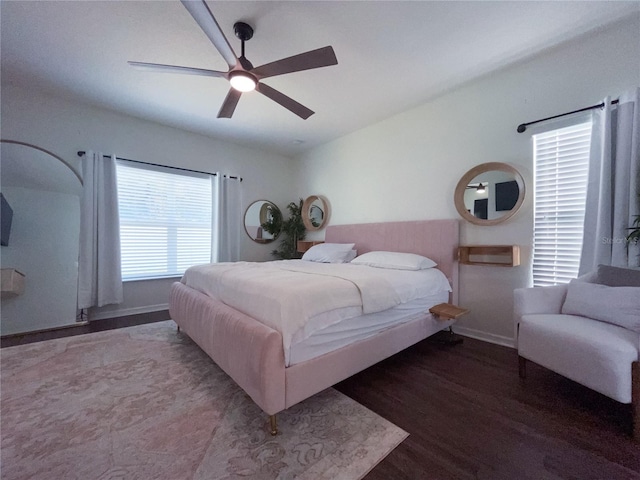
458 245 520 267
1 268 25 298
429 303 469 320
296 240 324 253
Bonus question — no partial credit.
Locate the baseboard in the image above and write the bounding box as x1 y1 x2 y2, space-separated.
452 325 515 349
90 304 169 321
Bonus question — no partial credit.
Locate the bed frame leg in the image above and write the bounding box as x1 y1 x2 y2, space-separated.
518 356 527 379
177 325 180 333
269 415 278 436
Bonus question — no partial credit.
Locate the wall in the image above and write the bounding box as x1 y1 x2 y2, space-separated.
1 187 80 335
294 15 640 346
1 85 296 324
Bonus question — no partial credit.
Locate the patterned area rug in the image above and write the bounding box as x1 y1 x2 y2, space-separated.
1 321 407 479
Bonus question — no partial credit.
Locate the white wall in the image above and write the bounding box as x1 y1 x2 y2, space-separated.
1 85 296 323
294 15 640 346
1 187 80 335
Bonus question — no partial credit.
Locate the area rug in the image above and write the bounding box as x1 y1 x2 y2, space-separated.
1 320 407 480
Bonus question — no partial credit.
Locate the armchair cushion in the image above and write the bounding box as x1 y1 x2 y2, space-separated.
561 281 640 333
518 313 639 403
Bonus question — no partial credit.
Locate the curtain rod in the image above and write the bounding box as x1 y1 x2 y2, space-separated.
76 151 242 181
517 98 619 133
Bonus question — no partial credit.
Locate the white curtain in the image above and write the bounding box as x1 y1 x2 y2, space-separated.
212 174 242 263
77 151 123 309
579 88 640 274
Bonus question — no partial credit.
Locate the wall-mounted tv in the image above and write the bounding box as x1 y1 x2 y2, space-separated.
474 198 488 220
495 180 519 211
1 193 14 246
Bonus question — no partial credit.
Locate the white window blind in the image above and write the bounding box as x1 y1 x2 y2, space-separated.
532 122 592 287
116 160 212 281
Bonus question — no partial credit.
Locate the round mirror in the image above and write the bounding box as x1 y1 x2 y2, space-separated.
244 200 282 243
454 162 525 226
302 195 330 231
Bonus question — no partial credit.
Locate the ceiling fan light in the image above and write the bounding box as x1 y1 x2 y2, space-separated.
477 183 486 194
229 72 256 92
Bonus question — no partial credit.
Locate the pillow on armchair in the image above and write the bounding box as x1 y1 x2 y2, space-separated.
596 264 640 287
561 280 640 332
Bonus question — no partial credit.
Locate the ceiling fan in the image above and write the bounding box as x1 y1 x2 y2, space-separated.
128 0 338 120
466 183 486 193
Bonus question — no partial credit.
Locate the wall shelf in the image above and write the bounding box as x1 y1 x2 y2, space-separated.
458 245 520 267
1 268 25 298
429 303 469 319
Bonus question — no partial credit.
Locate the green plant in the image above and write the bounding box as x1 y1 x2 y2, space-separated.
269 199 306 259
627 216 640 245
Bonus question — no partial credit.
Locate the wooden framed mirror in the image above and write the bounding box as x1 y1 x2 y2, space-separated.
454 162 525 226
302 195 330 231
243 200 282 243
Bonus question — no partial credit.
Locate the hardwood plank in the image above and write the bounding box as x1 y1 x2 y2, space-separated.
0 310 170 347
335 337 640 479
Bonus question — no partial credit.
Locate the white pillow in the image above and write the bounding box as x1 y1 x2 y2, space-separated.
350 251 437 270
561 281 640 332
344 249 357 263
302 243 356 263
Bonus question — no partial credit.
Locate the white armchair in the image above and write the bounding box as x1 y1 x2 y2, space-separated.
514 273 640 441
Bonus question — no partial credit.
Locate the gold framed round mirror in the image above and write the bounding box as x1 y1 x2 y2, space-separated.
302 195 330 231
454 162 525 226
243 200 282 243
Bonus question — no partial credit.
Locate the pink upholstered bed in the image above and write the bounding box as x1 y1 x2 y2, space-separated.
169 219 459 433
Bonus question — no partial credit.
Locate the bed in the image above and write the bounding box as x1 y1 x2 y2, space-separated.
169 219 459 434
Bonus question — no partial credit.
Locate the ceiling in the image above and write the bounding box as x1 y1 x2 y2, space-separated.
2 1 638 158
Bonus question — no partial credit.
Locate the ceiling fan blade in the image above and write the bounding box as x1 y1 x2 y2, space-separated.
128 61 227 78
180 0 237 69
217 88 242 118
251 46 337 79
256 83 314 119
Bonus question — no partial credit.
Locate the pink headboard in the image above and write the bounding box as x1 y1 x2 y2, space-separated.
325 219 459 303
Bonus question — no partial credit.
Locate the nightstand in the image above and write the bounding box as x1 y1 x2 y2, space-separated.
429 303 469 345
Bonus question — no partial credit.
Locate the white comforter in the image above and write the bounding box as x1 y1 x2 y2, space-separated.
181 260 451 365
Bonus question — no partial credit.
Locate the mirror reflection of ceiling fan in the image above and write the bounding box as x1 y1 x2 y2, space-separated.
128 0 338 119
466 183 486 193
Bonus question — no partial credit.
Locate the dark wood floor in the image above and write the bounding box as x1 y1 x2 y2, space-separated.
336 333 640 480
4 318 639 478
0 310 170 348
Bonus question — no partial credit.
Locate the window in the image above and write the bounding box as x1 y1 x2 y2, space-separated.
116 160 213 281
532 122 592 286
